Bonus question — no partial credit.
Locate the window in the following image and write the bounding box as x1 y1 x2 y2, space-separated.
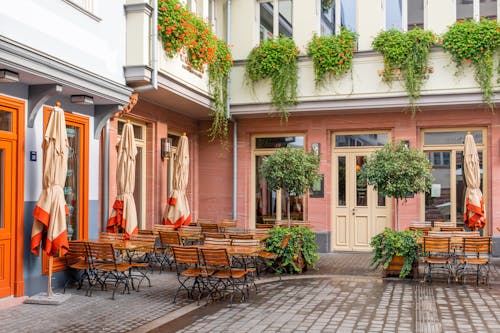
457 0 497 21
258 0 293 40
319 0 357 36
42 107 89 274
422 129 486 228
385 0 424 31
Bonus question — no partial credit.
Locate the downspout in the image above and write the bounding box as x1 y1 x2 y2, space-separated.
103 120 110 232
134 0 158 92
226 0 237 220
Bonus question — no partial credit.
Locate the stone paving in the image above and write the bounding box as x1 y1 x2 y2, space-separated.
1 253 500 333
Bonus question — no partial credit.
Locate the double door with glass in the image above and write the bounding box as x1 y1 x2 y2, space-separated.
332 150 391 251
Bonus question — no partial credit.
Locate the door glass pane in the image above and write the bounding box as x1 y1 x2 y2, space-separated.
425 151 451 222
386 0 402 30
378 192 386 206
260 2 274 40
0 149 3 228
278 0 293 37
356 156 367 206
456 150 483 227
135 146 143 227
0 109 12 132
65 125 80 240
408 0 424 30
338 156 346 206
457 0 474 20
256 155 277 223
481 0 497 20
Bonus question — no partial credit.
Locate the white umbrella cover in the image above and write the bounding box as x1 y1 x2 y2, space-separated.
463 133 486 230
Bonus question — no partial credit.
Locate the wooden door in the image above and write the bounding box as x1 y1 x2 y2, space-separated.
332 151 391 251
0 139 13 297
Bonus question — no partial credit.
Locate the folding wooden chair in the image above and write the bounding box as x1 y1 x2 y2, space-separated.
229 233 254 240
422 236 452 284
63 241 92 293
157 231 183 272
204 237 232 246
200 223 219 234
456 237 491 285
171 246 211 303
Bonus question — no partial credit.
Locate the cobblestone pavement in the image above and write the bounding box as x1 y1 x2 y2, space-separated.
1 253 500 333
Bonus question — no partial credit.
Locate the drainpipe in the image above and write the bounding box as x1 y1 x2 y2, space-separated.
134 0 158 92
226 0 237 220
103 120 110 232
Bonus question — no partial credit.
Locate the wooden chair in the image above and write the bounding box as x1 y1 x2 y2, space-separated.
219 219 238 232
203 232 226 239
256 223 274 229
200 248 248 306
197 218 214 225
439 227 465 232
204 237 232 246
129 233 158 283
200 223 219 234
171 246 207 303
456 237 491 285
409 226 432 236
152 224 176 235
229 233 254 240
422 237 452 284
157 231 182 272
258 234 291 278
99 232 125 242
138 229 154 235
87 242 132 299
63 241 91 293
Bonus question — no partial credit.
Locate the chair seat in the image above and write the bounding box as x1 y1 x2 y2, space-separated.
213 269 246 279
96 263 131 272
258 251 277 259
423 257 450 264
181 267 202 277
457 257 489 265
70 261 89 270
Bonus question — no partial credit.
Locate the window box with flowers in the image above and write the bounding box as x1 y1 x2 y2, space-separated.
245 36 300 121
157 0 233 142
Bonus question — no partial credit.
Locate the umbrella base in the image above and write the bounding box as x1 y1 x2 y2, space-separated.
24 292 71 305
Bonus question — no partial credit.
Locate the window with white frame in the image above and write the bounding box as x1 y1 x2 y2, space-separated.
457 0 497 21
258 0 293 41
385 0 424 31
318 0 356 36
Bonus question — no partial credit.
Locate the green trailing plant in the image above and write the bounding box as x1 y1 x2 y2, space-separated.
370 228 421 279
307 28 356 86
265 226 319 274
441 18 500 109
245 36 300 120
157 0 233 142
372 28 435 113
361 141 433 230
260 148 320 227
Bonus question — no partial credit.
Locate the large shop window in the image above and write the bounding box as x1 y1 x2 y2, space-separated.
254 135 304 225
422 129 486 228
259 0 293 40
457 0 497 21
42 107 89 274
117 120 146 229
386 0 424 31
319 0 357 35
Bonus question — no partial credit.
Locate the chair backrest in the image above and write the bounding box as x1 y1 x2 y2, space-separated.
138 229 154 235
171 246 201 265
87 242 117 264
281 234 292 249
130 233 157 244
153 224 177 235
409 226 432 236
66 240 89 266
231 239 260 247
229 233 254 240
439 227 465 232
462 237 491 257
200 223 219 233
203 232 226 239
201 248 231 267
180 226 202 234
158 231 182 246
433 221 456 228
423 237 451 255
219 219 237 232
204 237 232 246
197 218 214 225
99 232 124 241
428 231 480 238
256 223 274 229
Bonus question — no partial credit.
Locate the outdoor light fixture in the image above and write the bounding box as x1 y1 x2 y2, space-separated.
70 94 94 105
0 69 20 82
161 137 172 160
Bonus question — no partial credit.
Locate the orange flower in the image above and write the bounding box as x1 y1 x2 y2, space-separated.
161 6 166 12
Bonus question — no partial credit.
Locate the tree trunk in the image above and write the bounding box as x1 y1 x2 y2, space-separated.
395 198 399 231
287 190 291 228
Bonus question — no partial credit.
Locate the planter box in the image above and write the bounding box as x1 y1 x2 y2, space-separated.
382 255 418 279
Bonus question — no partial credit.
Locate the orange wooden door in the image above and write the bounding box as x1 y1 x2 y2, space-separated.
0 139 13 297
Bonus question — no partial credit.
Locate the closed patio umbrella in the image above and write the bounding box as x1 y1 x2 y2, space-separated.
30 103 69 297
163 133 191 227
463 132 486 230
107 120 138 239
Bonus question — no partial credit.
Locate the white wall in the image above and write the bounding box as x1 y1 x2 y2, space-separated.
0 0 126 84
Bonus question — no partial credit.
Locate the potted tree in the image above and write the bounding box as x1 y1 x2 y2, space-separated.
260 148 321 273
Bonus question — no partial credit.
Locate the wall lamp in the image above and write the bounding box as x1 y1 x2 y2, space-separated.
71 94 94 105
161 137 172 160
0 69 20 82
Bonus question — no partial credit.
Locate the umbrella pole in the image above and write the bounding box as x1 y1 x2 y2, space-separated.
48 256 53 297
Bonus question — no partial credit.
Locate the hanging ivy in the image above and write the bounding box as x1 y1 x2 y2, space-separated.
157 0 233 142
306 28 356 86
372 28 435 113
441 18 500 109
245 36 299 121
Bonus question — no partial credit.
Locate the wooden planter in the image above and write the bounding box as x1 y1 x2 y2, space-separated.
382 255 418 279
